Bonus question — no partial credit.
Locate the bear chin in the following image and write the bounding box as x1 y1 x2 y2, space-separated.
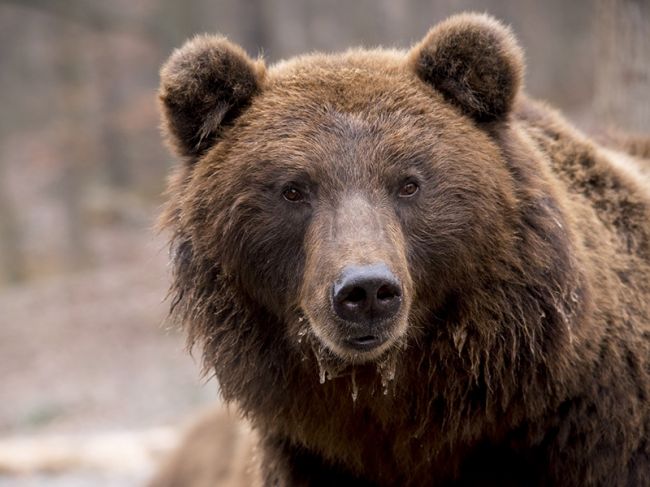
305 314 409 364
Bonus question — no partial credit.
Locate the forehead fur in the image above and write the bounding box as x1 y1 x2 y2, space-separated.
222 49 472 141
263 50 430 109
269 48 406 77
195 50 502 198
209 71 485 182
159 13 524 163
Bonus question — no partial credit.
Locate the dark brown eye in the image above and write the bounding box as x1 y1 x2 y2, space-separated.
398 181 419 198
283 187 304 202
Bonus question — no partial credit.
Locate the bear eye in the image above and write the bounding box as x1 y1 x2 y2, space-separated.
398 181 419 198
283 186 305 203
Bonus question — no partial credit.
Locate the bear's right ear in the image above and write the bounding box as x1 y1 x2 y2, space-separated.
159 35 265 160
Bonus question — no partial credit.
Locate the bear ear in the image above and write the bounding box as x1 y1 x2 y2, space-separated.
159 35 265 160
408 13 524 123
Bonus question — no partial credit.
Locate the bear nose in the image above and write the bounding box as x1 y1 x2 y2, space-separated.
332 263 402 324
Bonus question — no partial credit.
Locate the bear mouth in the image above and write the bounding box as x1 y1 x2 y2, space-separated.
344 334 387 351
299 301 411 363
329 327 401 361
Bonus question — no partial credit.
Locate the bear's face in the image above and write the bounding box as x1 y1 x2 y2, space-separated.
160 14 527 365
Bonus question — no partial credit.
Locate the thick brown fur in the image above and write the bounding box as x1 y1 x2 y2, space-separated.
595 130 650 161
409 13 524 122
158 13 649 487
159 34 266 160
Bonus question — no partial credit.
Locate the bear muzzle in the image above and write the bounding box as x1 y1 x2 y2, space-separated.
331 263 402 351
300 194 412 360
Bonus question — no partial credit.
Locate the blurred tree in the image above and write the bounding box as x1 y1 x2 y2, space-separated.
1 0 159 39
57 16 92 272
0 7 25 283
240 0 271 52
156 0 198 50
0 170 25 283
594 0 650 132
98 43 132 189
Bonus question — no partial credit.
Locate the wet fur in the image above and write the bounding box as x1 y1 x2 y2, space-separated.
158 13 649 487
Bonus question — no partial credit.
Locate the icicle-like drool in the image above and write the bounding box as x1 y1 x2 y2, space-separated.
296 315 308 344
378 353 397 396
351 369 358 402
311 343 346 384
315 349 327 384
297 328 307 344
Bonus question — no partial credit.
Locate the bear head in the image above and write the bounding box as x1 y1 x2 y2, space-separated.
159 13 581 397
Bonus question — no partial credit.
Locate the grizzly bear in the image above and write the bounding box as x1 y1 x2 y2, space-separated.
157 12 649 486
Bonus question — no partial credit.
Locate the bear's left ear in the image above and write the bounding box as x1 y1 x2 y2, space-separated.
159 35 265 160
408 13 524 123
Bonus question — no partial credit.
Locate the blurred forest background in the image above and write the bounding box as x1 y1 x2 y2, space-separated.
0 0 647 485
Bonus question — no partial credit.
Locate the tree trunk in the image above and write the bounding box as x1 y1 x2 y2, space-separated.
57 18 92 272
593 0 650 133
0 166 25 284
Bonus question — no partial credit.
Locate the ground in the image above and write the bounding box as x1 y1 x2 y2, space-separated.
0 231 218 486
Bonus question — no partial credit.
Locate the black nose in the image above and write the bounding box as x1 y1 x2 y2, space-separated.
332 263 402 324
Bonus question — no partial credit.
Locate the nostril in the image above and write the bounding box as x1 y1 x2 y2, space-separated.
332 263 403 324
344 286 366 304
376 284 400 302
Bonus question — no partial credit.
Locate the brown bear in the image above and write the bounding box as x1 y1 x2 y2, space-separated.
157 13 650 486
